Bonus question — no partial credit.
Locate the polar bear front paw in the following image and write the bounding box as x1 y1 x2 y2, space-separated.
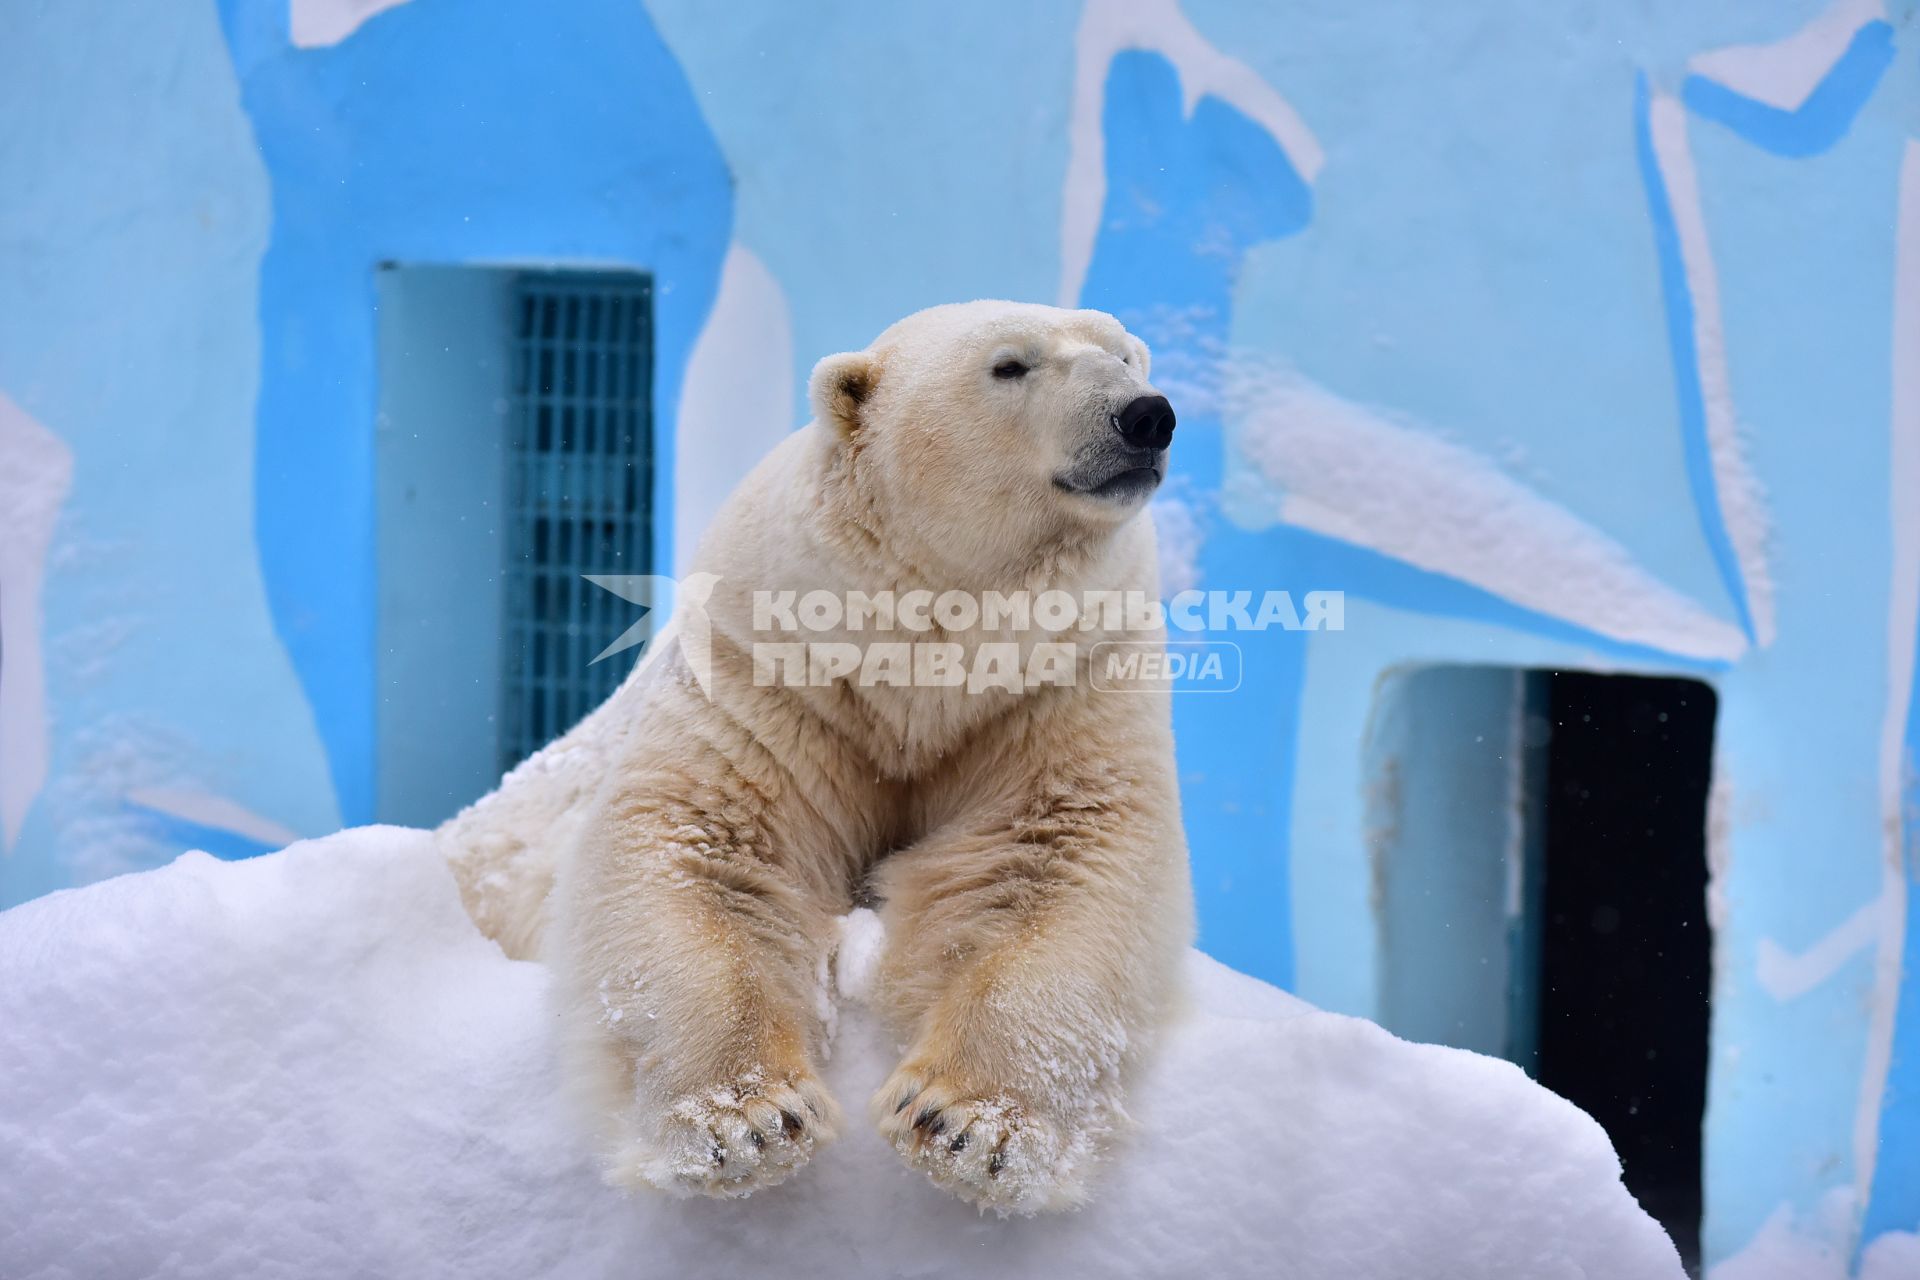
615 1072 839 1198
873 1065 1096 1214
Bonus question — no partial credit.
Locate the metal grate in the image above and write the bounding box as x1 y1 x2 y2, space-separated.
500 271 653 770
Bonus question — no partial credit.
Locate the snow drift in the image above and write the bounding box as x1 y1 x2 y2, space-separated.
0 826 1684 1279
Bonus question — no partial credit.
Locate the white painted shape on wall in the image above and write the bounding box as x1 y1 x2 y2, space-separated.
1711 1189 1851 1280
123 787 301 849
1706 767 1735 934
1710 1186 1920 1280
673 244 795 575
1856 135 1920 1234
1756 896 1886 1001
1059 0 1323 308
1688 0 1884 111
1149 493 1202 595
290 0 411 48
0 395 73 852
1225 369 1749 662
1647 89 1777 646
1863 1231 1920 1278
1500 668 1528 920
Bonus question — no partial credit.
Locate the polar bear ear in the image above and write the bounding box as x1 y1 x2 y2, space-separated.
809 350 878 439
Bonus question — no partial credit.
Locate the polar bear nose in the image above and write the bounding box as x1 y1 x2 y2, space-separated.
1110 394 1177 451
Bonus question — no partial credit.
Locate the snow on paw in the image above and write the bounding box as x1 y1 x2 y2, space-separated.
872 1067 1091 1214
617 1072 838 1198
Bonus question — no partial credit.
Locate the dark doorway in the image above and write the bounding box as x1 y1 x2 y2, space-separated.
1533 672 1715 1269
499 270 656 772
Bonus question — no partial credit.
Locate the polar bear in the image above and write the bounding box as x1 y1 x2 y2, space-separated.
440 301 1192 1213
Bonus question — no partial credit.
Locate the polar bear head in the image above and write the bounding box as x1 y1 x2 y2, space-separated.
808 301 1175 574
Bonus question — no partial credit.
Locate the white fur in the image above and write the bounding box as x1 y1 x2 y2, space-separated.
441 302 1192 1213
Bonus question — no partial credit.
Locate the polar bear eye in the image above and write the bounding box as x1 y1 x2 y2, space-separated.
992 359 1030 380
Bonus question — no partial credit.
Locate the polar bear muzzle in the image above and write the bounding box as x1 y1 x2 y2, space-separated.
1054 391 1176 502
1110 393 1176 451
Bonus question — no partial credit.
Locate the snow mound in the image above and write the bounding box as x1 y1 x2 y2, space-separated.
0 827 1683 1279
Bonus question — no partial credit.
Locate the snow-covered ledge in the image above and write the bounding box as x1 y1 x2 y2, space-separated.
0 828 1684 1278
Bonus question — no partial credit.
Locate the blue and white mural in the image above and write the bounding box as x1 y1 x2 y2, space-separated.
1 0 1916 1269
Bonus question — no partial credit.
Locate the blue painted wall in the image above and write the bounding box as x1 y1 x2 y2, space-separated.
2 0 1916 1269
217 0 730 823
